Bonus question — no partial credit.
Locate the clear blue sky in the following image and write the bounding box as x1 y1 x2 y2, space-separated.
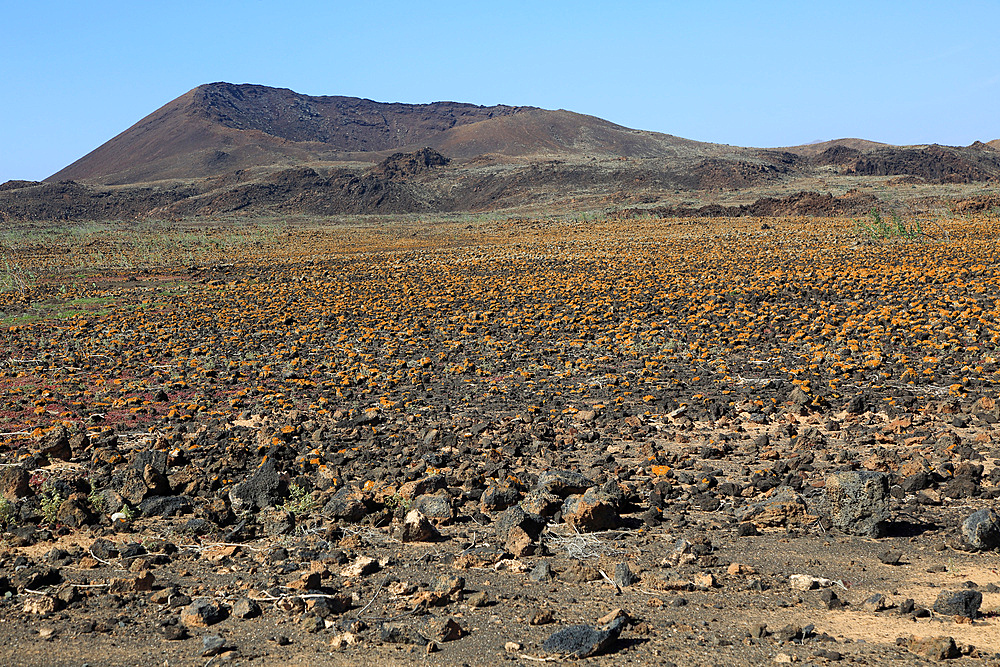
2 1 998 183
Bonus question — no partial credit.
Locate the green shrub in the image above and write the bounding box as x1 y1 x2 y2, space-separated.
39 484 63 525
281 483 320 516
855 208 923 241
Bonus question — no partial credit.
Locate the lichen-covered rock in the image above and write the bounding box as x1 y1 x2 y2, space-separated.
825 471 890 537
962 508 1000 550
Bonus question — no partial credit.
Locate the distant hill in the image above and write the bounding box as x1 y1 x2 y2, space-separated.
48 83 715 185
781 138 891 157
3 82 995 221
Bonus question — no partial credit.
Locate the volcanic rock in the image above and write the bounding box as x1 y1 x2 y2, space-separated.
397 509 440 542
541 614 626 659
932 590 981 618
825 471 890 537
962 508 1000 550
229 459 284 513
181 599 227 627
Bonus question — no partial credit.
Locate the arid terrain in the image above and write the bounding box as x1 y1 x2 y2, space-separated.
2 82 1000 666
3 214 1000 666
2 83 999 222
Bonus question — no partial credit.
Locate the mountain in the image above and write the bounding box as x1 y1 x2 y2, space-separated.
48 83 712 185
2 82 996 221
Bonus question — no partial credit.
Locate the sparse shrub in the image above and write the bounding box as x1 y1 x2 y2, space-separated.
281 483 320 516
88 488 108 516
384 494 411 514
39 483 63 525
854 208 923 241
0 498 14 526
0 252 33 295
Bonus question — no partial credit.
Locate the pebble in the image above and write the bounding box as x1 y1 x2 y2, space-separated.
201 634 227 657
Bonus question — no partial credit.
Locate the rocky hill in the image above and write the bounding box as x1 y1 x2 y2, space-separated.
0 83 996 220
47 83 710 185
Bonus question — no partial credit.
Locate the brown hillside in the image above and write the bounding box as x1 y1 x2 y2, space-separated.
47 83 725 185
48 83 535 185
429 109 714 159
780 138 891 157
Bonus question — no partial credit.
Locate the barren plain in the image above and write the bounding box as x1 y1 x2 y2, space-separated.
2 214 1000 666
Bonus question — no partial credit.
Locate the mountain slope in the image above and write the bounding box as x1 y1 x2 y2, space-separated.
48 83 535 184
48 83 721 184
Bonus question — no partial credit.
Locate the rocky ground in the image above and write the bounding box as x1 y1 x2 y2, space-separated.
4 215 1000 665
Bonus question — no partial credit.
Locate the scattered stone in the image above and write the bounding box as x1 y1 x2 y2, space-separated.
380 623 429 645
563 561 601 583
907 635 960 661
613 562 639 588
727 563 756 576
229 459 284 513
521 490 563 516
397 509 440 542
494 505 545 556
694 572 717 589
36 426 72 461
466 590 489 608
535 470 595 497
817 589 843 610
772 624 803 643
878 550 903 565
454 546 510 569
180 599 227 628
933 590 981 618
232 598 261 619
330 632 360 649
530 610 555 625
0 465 29 499
322 485 369 522
138 495 192 518
12 566 62 591
287 571 322 591
562 488 620 532
529 561 555 582
23 596 59 615
342 556 380 578
427 617 463 642
962 508 1000 550
108 571 155 593
789 574 835 591
411 491 454 523
540 615 626 659
813 648 842 661
862 593 891 612
480 483 521 511
825 471 890 537
597 609 629 627
738 488 810 529
201 635 228 657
